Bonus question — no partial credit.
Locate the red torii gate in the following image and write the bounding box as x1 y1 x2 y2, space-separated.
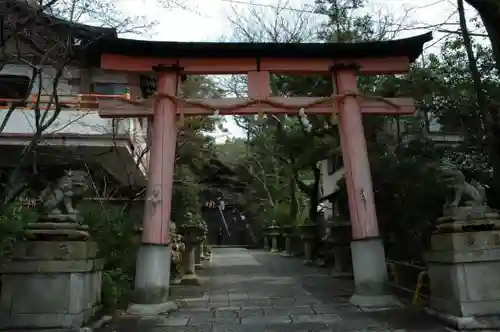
88 32 432 313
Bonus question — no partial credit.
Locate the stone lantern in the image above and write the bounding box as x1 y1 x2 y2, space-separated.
268 220 280 253
195 220 208 270
298 223 318 265
179 216 206 285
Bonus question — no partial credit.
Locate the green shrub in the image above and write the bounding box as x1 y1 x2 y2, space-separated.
0 202 37 264
79 201 139 310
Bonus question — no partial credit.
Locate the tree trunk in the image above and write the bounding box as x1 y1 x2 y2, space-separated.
464 0 500 208
466 0 500 73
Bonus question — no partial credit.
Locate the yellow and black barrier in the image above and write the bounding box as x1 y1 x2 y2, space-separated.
386 259 429 306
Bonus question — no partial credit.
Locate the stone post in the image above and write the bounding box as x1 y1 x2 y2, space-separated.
199 221 208 263
283 225 294 257
263 227 270 250
425 205 500 330
179 222 205 285
285 236 293 256
195 242 202 270
0 170 103 331
299 223 317 265
182 241 197 284
327 217 352 275
304 240 313 265
293 227 302 257
271 236 278 252
200 240 207 260
203 241 211 260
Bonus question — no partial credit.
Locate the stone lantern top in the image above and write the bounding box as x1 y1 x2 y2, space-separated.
179 213 207 244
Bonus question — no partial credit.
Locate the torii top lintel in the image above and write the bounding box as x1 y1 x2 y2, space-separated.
90 32 432 75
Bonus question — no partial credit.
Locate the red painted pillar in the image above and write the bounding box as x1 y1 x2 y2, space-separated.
141 67 178 245
333 65 400 309
335 69 379 240
129 65 180 314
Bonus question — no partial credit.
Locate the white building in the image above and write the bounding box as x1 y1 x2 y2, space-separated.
0 1 149 189
318 157 345 221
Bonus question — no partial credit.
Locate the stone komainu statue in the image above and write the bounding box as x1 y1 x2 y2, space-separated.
439 162 487 209
38 169 90 221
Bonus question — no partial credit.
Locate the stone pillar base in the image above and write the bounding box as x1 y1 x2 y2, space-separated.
195 243 202 268
303 240 314 265
349 293 402 309
128 244 176 315
283 237 293 257
171 277 183 285
0 241 103 330
263 236 270 250
332 245 352 272
349 238 401 310
180 274 201 285
128 302 178 316
270 235 279 252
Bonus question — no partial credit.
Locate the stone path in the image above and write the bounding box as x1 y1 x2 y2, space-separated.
98 247 450 332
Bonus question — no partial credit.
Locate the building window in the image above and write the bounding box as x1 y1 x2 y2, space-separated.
91 82 127 95
326 155 342 175
0 74 31 104
67 78 81 93
140 75 156 98
327 156 335 175
427 112 442 133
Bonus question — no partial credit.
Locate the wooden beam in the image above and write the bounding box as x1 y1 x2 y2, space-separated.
97 97 415 118
101 54 410 75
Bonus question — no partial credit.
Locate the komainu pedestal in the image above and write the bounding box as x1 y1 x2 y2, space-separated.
0 170 103 331
426 205 500 330
0 241 103 330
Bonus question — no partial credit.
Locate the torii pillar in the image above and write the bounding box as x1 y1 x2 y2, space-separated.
333 64 401 309
128 65 180 315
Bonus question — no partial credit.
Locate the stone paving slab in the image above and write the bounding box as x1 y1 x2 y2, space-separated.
97 248 450 332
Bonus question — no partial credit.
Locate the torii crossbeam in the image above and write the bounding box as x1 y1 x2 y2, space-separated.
85 32 433 313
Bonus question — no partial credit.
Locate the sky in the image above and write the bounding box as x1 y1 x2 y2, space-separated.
115 0 478 142
117 0 464 42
